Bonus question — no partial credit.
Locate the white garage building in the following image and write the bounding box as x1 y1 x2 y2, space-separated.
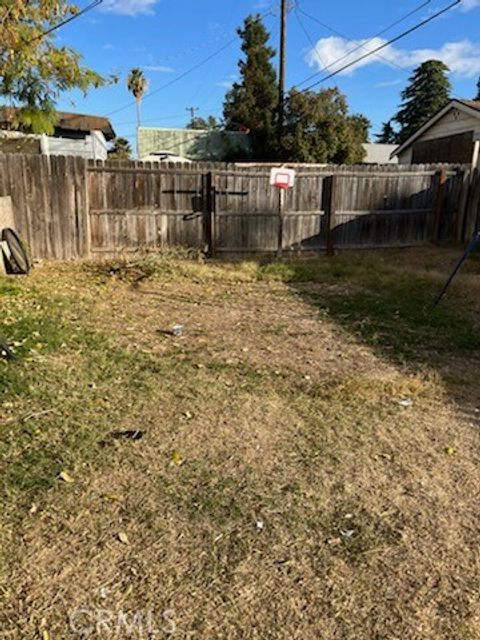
392 99 480 166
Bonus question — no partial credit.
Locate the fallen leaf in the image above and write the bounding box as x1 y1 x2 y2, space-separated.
103 494 122 502
59 471 74 484
118 532 130 545
171 450 183 466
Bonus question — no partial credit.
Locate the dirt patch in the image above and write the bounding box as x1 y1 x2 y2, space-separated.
1 249 480 639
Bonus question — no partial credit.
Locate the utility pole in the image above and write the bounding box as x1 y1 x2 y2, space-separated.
278 0 287 148
186 106 199 126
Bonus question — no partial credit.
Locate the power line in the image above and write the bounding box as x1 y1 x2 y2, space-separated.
115 104 224 128
295 0 435 83
115 115 191 126
296 0 461 95
106 37 238 117
106 8 276 119
294 7 327 69
298 0 434 47
30 0 103 42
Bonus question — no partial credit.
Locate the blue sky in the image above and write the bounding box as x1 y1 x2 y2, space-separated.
55 0 480 147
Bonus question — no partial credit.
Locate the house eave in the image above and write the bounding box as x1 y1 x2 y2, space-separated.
390 100 480 160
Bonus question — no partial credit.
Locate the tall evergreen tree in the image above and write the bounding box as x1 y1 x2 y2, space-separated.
394 60 451 144
282 88 369 164
376 121 397 144
223 15 278 159
475 76 480 101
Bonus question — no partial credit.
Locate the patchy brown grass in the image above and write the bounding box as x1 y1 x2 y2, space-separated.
1 247 480 639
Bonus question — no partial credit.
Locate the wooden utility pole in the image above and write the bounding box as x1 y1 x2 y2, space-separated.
278 0 287 147
186 106 199 125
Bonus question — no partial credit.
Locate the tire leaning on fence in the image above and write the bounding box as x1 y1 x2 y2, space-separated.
1 228 31 275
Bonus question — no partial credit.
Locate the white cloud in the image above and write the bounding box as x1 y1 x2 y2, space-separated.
144 65 174 73
374 79 403 88
460 0 480 10
306 37 480 79
216 74 238 89
101 0 157 16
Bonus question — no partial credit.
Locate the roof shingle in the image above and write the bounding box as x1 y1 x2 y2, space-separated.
0 107 115 140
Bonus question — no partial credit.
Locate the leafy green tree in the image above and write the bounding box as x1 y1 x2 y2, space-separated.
351 114 371 143
223 14 278 159
0 0 104 133
187 115 219 130
282 87 369 164
127 68 148 127
394 60 451 144
376 121 398 144
108 137 132 160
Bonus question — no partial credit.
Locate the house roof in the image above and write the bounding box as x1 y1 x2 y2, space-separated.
459 99 480 112
391 99 480 159
0 107 116 141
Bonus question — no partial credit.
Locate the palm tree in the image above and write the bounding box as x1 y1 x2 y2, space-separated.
107 137 132 160
127 68 148 158
127 68 148 126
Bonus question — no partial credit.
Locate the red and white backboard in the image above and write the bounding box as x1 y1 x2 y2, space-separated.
270 167 296 189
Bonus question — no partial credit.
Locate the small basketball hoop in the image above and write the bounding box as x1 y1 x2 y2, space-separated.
270 167 295 190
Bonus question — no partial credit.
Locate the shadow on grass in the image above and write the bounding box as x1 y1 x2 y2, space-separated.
256 249 480 408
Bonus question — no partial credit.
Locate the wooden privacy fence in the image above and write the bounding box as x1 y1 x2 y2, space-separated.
214 164 468 254
0 153 479 260
0 153 89 259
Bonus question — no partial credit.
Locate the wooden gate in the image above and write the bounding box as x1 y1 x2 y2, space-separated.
87 161 210 255
211 165 466 254
213 168 326 254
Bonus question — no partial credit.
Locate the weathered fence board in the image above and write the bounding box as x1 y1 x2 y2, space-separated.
0 153 477 259
0 154 88 259
87 161 207 254
212 164 470 253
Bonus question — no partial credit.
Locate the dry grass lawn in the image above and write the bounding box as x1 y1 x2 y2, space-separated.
1 247 480 639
